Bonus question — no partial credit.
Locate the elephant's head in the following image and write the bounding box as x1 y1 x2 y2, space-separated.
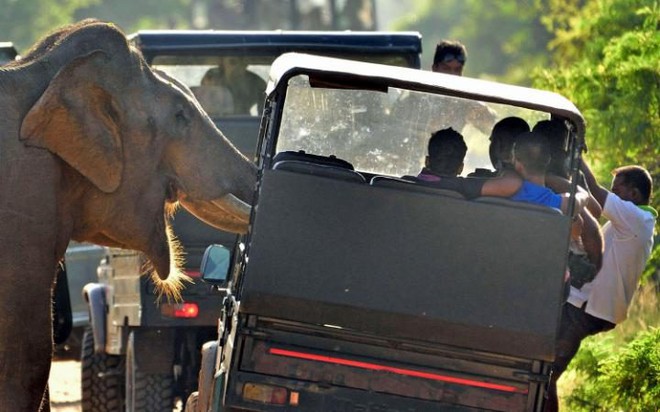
18 22 257 298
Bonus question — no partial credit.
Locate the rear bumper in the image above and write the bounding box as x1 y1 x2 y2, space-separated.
220 319 549 411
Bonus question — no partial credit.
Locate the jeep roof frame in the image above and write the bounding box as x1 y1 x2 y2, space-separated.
265 52 585 140
129 30 422 67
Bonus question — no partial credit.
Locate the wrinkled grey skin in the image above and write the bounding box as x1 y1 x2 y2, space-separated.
0 20 256 411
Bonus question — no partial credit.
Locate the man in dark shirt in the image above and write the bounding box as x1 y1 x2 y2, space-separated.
416 127 467 180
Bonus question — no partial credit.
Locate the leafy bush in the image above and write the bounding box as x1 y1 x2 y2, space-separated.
559 284 659 410
562 328 660 411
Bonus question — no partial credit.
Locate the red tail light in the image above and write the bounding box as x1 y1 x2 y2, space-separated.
161 302 199 318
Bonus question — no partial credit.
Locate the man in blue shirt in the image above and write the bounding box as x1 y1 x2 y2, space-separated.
509 132 565 210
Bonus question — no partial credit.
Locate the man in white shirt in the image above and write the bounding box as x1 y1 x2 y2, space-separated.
545 161 657 411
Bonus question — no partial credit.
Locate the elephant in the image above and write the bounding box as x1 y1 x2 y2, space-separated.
0 20 257 411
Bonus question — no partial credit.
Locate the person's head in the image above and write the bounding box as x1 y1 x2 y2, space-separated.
432 40 467 76
513 132 551 178
533 119 570 178
204 57 248 82
425 127 468 176
611 166 653 205
201 66 226 86
489 117 530 170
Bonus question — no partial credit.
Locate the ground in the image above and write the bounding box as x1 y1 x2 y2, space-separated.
50 359 81 412
49 359 182 411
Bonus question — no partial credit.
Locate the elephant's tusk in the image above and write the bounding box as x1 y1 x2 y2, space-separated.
212 193 252 219
178 193 251 234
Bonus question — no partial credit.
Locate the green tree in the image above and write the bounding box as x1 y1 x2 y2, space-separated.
74 0 191 33
534 0 659 174
0 0 99 51
391 0 552 84
533 0 660 283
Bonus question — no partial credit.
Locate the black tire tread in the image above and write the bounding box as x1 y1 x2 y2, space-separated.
80 328 123 412
132 370 173 411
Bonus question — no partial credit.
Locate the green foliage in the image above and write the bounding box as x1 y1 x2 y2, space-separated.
74 0 192 33
533 0 660 212
0 0 100 51
559 284 659 410
563 328 660 411
391 0 552 84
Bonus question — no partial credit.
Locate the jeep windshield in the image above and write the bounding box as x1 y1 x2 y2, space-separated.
267 53 585 180
134 31 422 119
152 53 416 118
277 75 552 176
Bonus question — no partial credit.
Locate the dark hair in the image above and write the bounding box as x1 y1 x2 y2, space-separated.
427 128 467 175
612 165 653 204
533 119 571 177
433 40 467 66
489 117 530 169
513 132 550 175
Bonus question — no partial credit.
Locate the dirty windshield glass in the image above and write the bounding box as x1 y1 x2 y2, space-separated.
277 74 550 177
152 54 414 118
153 55 271 117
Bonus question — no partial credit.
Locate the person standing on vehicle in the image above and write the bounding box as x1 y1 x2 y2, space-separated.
396 40 495 150
432 40 467 76
545 161 657 412
430 40 496 135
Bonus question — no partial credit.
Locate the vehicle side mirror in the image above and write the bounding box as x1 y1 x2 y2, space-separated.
200 245 231 285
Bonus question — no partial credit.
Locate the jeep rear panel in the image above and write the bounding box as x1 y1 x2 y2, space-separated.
241 169 570 361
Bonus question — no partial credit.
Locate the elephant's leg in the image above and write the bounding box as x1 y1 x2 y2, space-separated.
0 280 53 411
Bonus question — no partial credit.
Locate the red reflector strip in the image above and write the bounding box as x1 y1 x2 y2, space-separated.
269 348 527 394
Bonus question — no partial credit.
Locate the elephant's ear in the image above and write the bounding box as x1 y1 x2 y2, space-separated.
20 51 123 193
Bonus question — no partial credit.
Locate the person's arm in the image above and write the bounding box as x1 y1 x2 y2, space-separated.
478 170 523 198
422 172 522 200
559 190 588 216
580 160 609 208
546 174 602 218
580 208 603 271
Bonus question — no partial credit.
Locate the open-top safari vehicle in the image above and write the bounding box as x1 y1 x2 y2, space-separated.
189 52 587 411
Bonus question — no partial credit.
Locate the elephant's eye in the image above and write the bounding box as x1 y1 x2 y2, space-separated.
175 109 189 126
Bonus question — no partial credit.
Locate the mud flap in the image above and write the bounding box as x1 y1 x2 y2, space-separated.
53 262 73 345
132 328 176 374
210 371 226 412
83 283 107 354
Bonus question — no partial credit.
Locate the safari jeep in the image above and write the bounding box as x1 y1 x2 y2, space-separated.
81 31 421 411
188 53 587 411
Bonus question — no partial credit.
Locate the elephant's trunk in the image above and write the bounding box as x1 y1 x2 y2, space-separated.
173 133 257 233
148 224 191 299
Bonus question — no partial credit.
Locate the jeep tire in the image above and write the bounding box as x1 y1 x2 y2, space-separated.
81 327 123 412
124 331 174 412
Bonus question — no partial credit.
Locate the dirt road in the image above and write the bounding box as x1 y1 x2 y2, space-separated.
49 359 182 411
50 359 81 412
